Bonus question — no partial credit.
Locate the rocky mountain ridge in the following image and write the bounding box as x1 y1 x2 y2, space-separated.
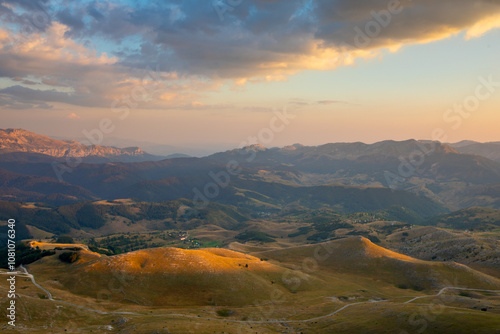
0 128 161 162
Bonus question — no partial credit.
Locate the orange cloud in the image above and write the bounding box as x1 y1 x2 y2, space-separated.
466 13 500 40
66 112 80 119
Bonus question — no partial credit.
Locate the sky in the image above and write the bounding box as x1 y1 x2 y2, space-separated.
1 0 500 152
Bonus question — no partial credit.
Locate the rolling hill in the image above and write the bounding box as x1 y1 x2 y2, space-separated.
0 168 96 205
256 236 500 291
451 141 500 163
4 235 500 333
387 226 500 278
424 207 500 231
32 247 303 307
22 237 500 309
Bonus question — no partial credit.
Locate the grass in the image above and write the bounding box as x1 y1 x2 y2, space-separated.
201 240 222 248
4 233 499 333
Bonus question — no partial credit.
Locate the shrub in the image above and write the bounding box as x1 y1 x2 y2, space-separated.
59 251 79 263
0 242 55 269
56 235 74 244
216 309 233 317
459 291 472 297
235 231 275 243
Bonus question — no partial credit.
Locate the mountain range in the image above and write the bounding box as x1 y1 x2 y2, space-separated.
1 129 500 213
449 140 500 163
2 129 500 333
0 128 167 163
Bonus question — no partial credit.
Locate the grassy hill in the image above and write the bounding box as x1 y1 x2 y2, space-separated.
34 247 307 307
220 180 448 221
387 226 500 278
0 168 95 205
256 237 500 291
0 200 251 235
425 207 500 231
5 237 500 333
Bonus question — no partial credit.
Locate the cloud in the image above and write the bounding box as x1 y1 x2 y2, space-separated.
56 8 85 34
317 100 345 105
0 0 499 109
465 12 500 40
0 23 203 109
41 77 68 87
2 0 50 11
112 0 500 81
0 85 90 106
0 91 52 109
13 77 38 85
288 98 348 106
66 112 80 119
313 0 500 49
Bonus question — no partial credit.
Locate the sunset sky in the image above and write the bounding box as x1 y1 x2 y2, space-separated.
1 0 500 152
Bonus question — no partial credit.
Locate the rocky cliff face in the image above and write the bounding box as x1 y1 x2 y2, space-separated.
0 128 147 159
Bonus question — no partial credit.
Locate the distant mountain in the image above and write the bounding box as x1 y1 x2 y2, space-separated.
0 155 448 220
450 141 500 163
0 128 166 163
448 140 481 148
52 135 220 157
1 136 500 211
208 140 500 210
209 140 486 182
0 168 95 205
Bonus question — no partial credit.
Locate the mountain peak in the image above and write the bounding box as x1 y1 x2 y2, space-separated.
242 144 267 151
0 128 159 162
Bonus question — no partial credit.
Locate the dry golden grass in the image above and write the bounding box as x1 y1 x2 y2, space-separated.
86 247 277 275
257 237 500 291
8 237 500 332
29 241 88 251
39 246 302 307
359 236 420 262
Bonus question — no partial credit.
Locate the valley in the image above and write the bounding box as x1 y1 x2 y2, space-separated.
1 130 500 333
1 198 500 333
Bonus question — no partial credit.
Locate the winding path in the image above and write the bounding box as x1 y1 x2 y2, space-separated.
404 286 500 304
3 267 500 324
4 266 139 316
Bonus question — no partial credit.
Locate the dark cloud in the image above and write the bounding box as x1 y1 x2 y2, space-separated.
7 0 499 77
86 2 105 20
2 0 50 11
0 0 52 33
56 9 85 34
1 0 499 108
313 0 500 49
74 0 499 79
0 91 52 109
0 86 107 108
